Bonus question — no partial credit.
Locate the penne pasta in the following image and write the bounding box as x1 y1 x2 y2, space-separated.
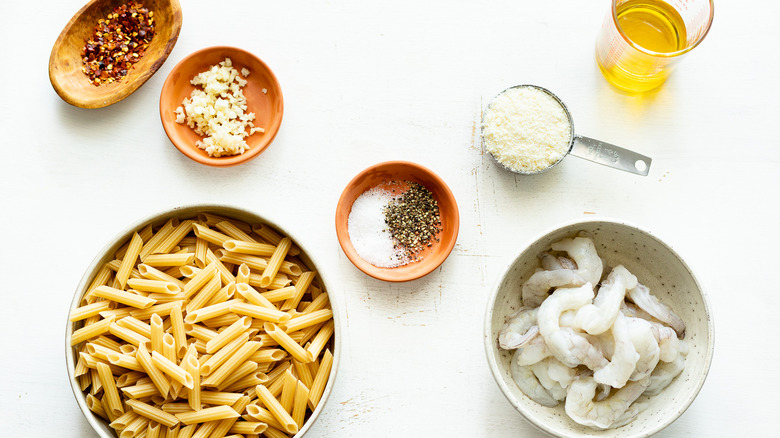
264 323 312 363
175 406 240 425
125 399 180 428
94 285 155 309
71 213 335 438
116 233 143 289
259 237 291 288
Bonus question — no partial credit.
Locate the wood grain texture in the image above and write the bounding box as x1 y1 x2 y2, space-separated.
49 0 182 108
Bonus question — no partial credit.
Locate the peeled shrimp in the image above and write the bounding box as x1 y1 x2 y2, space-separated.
625 317 661 382
652 323 681 362
521 269 586 308
498 307 539 350
540 253 578 271
627 283 686 338
550 236 603 286
510 349 559 407
611 401 649 429
593 313 639 388
538 283 608 370
644 342 688 396
574 265 638 335
565 375 650 430
531 359 568 401
514 334 552 366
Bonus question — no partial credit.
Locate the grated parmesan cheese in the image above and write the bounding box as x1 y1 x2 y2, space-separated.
482 86 572 173
174 58 263 157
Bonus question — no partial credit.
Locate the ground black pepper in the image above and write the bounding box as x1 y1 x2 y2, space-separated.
81 2 155 86
383 181 442 260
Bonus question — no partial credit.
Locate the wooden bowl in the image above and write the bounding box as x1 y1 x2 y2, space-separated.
484 219 714 437
335 161 460 282
159 46 284 167
49 0 182 108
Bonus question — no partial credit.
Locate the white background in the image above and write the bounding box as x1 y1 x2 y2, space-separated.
1 0 778 436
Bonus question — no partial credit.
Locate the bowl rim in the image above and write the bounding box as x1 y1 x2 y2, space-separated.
334 160 460 282
65 203 341 437
158 45 284 167
482 216 714 438
49 0 183 109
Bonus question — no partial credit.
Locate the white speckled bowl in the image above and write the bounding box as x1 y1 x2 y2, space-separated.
66 205 341 438
484 218 714 438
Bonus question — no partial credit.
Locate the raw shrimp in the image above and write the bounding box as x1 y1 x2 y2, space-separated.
498 307 539 350
531 359 568 401
595 383 611 402
593 313 639 388
545 357 579 389
521 269 586 308
550 236 603 286
627 283 686 338
611 401 649 429
644 343 688 396
565 375 650 429
651 322 681 362
510 349 559 407
625 317 661 381
540 252 578 271
538 283 608 370
514 334 552 366
574 265 638 335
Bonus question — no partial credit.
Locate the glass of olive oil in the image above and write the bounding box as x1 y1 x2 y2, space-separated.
595 0 714 93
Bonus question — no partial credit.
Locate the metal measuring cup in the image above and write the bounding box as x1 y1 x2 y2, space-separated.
482 85 651 176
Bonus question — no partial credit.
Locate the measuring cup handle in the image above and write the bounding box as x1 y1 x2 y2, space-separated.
570 135 652 176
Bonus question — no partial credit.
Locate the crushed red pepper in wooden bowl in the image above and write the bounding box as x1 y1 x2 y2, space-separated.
81 2 155 86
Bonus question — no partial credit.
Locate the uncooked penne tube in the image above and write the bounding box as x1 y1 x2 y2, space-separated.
251 223 301 256
201 341 262 387
281 271 316 311
308 349 333 410
151 351 194 389
175 405 240 425
200 333 249 376
284 309 333 333
154 220 195 256
292 379 310 428
71 315 115 346
116 232 143 289
137 264 186 289
125 399 180 428
70 300 113 322
215 220 257 243
222 240 276 257
142 253 195 268
264 323 311 363
260 237 291 288
192 223 232 246
206 317 251 354
96 362 124 417
254 384 298 434
139 218 178 260
230 302 290 324
93 285 155 309
135 343 170 397
127 278 181 294
186 274 221 313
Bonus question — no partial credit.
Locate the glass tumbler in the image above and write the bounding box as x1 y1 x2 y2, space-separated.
595 0 714 93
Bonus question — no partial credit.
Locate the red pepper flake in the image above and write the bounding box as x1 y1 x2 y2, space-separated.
81 2 155 86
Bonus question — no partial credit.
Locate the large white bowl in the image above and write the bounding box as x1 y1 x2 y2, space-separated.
66 204 341 437
484 218 714 437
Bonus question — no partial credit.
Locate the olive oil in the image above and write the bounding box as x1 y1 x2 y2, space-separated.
596 0 690 92
617 0 687 53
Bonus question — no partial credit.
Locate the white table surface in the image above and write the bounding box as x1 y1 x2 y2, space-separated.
1 0 778 436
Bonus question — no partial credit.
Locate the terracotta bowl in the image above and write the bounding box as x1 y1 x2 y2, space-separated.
49 0 182 108
66 205 340 437
159 46 283 167
484 219 714 438
335 161 459 282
